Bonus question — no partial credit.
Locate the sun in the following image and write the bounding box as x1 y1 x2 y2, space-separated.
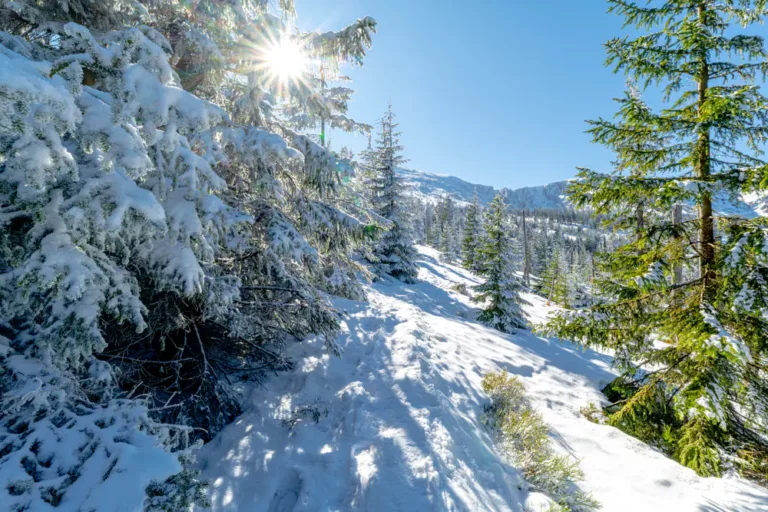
263 33 307 82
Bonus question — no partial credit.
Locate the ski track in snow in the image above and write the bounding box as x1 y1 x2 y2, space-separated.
197 246 768 512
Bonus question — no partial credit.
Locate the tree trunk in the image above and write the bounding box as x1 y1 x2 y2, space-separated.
672 204 683 285
521 209 531 286
697 3 715 298
320 63 327 147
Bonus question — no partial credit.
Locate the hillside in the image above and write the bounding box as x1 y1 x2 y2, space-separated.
397 168 568 208
398 168 499 206
196 246 768 511
399 168 763 218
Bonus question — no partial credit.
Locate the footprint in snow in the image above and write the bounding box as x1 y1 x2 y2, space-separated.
267 469 302 512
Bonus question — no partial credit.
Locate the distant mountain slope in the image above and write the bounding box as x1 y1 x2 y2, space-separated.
397 168 570 209
500 181 569 210
397 168 497 205
398 167 761 218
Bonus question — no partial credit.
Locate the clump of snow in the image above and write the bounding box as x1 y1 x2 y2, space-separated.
0 348 183 512
701 308 753 365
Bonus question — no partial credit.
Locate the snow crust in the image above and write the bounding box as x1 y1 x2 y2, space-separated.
197 246 768 511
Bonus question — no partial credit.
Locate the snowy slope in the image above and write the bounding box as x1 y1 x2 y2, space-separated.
500 181 569 210
197 246 768 511
396 167 567 209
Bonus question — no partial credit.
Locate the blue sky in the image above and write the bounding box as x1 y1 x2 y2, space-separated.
294 1 631 189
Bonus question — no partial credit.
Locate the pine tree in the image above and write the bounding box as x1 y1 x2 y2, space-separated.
353 135 378 208
539 249 569 307
279 16 377 145
424 202 437 246
462 190 484 272
368 105 418 282
532 229 553 277
0 7 230 508
520 208 532 286
436 194 460 261
546 0 768 480
473 193 526 332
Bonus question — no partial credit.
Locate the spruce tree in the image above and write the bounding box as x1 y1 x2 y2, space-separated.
0 1 379 508
546 0 768 480
424 203 437 246
474 193 527 332
462 190 483 272
280 16 376 145
436 194 460 261
540 249 569 307
368 105 418 282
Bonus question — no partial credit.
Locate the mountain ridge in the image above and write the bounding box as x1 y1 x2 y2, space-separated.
398 167 761 217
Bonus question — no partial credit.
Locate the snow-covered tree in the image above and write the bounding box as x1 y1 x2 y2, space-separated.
462 190 483 272
433 194 460 262
474 193 526 332
424 202 437 246
0 9 230 508
368 105 418 282
546 0 768 480
0 0 379 507
279 17 377 145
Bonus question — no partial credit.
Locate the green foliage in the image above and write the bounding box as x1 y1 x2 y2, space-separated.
482 371 600 511
462 190 483 272
738 445 768 486
367 105 418 283
144 454 211 512
451 282 471 296
539 249 569 306
602 377 679 455
676 417 722 478
473 193 527 332
545 0 768 481
579 403 605 424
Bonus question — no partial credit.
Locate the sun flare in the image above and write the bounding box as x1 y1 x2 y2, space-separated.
264 33 307 82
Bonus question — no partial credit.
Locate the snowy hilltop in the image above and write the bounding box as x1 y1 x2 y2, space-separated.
397 168 500 206
197 246 768 511
397 168 568 209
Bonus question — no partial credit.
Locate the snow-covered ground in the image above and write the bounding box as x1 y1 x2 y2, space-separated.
197 246 768 511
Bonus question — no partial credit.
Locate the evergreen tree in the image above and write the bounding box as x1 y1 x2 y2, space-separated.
368 105 418 282
539 249 569 307
532 229 553 277
546 0 768 480
279 16 376 145
436 194 460 261
462 190 484 272
474 194 527 332
0 1 379 508
353 135 378 208
520 208 532 286
424 202 437 246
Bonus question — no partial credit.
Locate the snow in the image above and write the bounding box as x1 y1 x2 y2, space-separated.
197 246 768 511
398 168 499 206
0 352 182 512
